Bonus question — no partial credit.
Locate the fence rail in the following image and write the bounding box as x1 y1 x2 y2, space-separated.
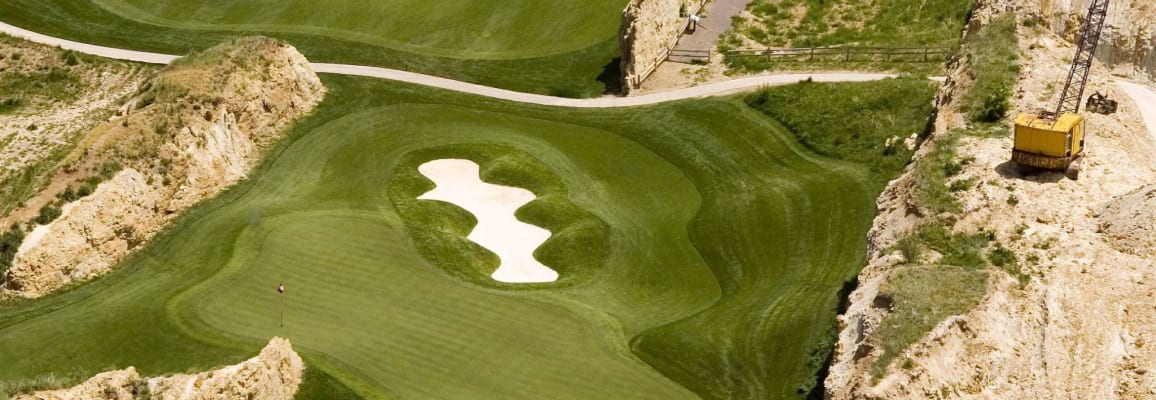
669 49 712 63
725 46 954 63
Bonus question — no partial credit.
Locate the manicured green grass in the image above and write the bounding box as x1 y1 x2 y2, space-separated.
0 73 930 399
93 0 621 59
0 1 623 96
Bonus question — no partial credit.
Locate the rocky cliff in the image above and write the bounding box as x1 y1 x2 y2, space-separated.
620 0 701 91
1034 0 1156 82
13 337 304 400
2 36 325 298
826 0 1156 398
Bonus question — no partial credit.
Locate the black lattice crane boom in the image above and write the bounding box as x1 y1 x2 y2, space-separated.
1011 0 1112 180
1055 0 1111 116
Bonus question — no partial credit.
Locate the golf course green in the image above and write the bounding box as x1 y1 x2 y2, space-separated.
91 0 622 59
0 0 627 96
0 71 935 399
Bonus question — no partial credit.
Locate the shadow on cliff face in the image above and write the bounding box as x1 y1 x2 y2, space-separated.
805 276 861 400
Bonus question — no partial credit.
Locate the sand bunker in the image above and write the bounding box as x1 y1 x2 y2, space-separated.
417 159 558 283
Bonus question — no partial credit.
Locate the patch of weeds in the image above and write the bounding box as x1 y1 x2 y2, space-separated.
0 225 24 282
892 218 995 269
870 266 988 379
912 130 963 214
1007 194 1020 206
34 203 62 225
0 68 81 104
153 119 169 136
0 97 24 114
961 14 1020 123
948 178 974 192
745 77 936 188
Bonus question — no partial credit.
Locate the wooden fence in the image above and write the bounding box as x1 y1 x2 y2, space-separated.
725 46 954 63
669 49 712 63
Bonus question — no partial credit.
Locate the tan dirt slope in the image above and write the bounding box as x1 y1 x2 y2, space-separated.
1 36 324 298
0 35 155 216
827 0 1156 398
13 337 303 400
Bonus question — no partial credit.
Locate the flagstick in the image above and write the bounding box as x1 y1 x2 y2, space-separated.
280 293 285 328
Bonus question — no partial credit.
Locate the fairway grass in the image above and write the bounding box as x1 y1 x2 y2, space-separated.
0 0 623 96
0 75 926 399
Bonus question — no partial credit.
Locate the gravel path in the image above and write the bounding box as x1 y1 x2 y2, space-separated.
1117 81 1156 142
674 0 751 53
3 20 911 108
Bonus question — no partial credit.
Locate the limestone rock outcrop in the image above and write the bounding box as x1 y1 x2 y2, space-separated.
13 337 304 400
1034 0 1156 82
1099 184 1156 258
620 0 701 91
2 36 325 298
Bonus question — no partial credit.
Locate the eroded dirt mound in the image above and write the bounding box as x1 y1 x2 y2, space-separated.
2 36 325 298
1099 184 1156 257
13 337 303 400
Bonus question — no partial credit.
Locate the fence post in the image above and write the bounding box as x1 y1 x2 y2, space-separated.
810 47 815 61
845 47 850 62
923 47 929 62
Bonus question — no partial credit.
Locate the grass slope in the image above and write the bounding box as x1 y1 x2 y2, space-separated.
0 1 623 96
0 75 930 399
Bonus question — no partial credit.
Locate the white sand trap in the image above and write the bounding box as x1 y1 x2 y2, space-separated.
417 159 558 283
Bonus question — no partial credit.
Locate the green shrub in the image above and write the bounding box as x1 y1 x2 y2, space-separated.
0 226 24 280
98 161 122 179
912 131 963 214
34 203 63 225
62 51 79 66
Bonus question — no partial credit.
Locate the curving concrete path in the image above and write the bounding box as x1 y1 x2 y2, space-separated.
0 20 896 108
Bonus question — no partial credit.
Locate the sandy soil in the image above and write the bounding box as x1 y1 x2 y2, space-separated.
1117 81 1156 141
417 159 557 283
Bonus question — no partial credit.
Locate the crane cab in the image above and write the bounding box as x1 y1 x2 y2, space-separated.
1012 112 1086 178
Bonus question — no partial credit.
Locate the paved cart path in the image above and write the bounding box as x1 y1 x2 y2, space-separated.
0 20 898 107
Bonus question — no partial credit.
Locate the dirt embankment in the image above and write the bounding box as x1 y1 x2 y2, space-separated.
1 36 325 298
13 337 303 400
0 35 155 214
1035 0 1156 83
827 0 1156 397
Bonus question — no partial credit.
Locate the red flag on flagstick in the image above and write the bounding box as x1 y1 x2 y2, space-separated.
278 283 285 294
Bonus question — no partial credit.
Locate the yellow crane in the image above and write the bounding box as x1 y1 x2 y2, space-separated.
1012 0 1111 180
